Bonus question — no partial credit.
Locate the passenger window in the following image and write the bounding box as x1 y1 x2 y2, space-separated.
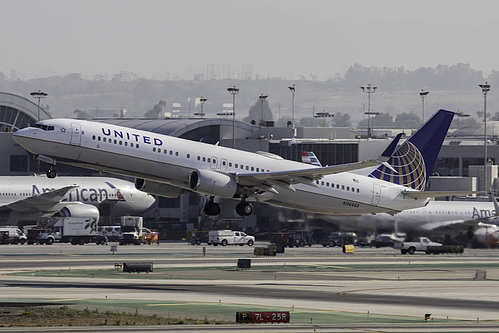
251 167 254 171
187 154 190 158
341 185 345 190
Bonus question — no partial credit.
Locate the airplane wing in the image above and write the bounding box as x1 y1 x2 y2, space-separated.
0 185 78 213
235 134 404 192
401 190 481 199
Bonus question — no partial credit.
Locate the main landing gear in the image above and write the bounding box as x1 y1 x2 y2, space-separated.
204 197 220 216
203 197 253 217
236 199 253 216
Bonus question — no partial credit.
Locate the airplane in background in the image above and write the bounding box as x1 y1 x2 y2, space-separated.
12 109 469 217
312 198 499 245
0 176 156 225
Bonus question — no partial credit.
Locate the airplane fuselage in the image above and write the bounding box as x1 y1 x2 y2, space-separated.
0 176 155 217
13 119 430 215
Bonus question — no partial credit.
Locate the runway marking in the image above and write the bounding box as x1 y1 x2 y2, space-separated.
147 303 195 306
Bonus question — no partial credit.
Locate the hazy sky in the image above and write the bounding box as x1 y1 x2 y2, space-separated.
4 0 499 80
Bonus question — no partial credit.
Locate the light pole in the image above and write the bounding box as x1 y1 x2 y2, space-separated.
419 89 429 124
194 97 207 117
479 82 491 192
30 90 47 121
259 94 268 126
288 84 295 136
227 86 239 148
360 84 377 139
455 111 470 129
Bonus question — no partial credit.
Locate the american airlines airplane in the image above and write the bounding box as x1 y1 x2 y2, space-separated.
314 199 499 237
0 176 156 225
12 109 464 217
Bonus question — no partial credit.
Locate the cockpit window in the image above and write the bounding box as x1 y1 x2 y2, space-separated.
33 124 55 131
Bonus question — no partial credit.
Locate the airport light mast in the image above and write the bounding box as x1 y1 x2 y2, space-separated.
419 89 429 124
360 84 377 139
479 82 491 192
259 93 268 126
30 90 47 122
194 97 207 117
288 84 295 137
227 86 239 148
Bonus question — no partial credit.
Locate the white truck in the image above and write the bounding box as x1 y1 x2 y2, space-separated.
37 217 98 245
119 216 143 245
208 230 255 246
0 227 27 244
399 237 442 255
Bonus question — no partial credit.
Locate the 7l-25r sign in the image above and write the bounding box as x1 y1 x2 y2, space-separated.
236 311 290 323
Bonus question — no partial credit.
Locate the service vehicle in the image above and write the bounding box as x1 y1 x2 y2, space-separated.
119 216 143 245
322 231 358 247
98 225 122 242
399 237 442 254
0 227 27 244
37 217 98 245
208 230 254 246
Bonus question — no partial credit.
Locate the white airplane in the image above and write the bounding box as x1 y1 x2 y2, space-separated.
12 109 467 217
0 176 156 224
314 199 499 235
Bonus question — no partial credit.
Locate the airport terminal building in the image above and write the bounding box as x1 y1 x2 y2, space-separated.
1 92 497 238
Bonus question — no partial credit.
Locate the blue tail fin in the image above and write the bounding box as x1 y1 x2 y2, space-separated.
368 109 454 190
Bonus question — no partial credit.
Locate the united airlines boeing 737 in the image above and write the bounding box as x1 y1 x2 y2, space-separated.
12 109 464 217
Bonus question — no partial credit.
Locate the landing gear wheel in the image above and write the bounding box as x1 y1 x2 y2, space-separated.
46 169 57 179
204 201 220 216
236 202 253 216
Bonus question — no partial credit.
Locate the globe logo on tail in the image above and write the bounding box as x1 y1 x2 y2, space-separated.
368 141 426 190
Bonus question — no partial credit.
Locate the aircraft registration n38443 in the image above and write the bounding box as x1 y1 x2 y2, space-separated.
13 109 466 217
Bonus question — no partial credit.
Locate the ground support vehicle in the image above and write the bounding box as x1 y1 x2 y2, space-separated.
26 228 45 245
400 237 443 254
142 228 158 244
119 216 144 245
98 225 122 242
188 230 210 245
426 245 464 254
0 227 27 244
37 217 98 245
321 231 358 247
287 230 313 247
208 230 255 246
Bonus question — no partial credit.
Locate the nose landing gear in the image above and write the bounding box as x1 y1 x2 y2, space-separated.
46 168 57 179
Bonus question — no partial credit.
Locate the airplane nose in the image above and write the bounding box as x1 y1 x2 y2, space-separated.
12 128 32 146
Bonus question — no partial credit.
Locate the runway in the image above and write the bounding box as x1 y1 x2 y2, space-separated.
1 242 499 332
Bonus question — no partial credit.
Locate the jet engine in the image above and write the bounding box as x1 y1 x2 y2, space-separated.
189 169 238 198
58 203 100 219
135 178 185 198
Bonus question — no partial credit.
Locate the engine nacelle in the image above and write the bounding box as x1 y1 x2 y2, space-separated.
189 169 238 198
135 178 185 198
58 203 100 219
